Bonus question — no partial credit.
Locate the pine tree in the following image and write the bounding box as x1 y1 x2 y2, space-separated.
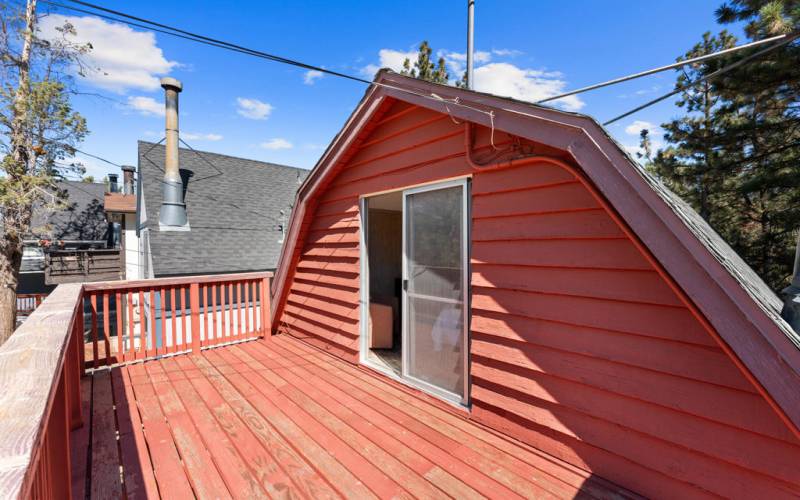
400 41 449 84
652 1 800 292
712 0 800 291
651 32 737 223
0 0 90 342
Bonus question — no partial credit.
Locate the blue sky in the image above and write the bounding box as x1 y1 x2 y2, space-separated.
39 0 746 179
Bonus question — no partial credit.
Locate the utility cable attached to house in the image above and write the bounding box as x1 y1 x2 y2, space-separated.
603 31 800 125
42 0 496 122
42 0 800 131
536 32 796 105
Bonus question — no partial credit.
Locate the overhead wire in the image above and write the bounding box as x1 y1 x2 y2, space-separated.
536 32 795 105
41 0 495 122
37 1 797 144
603 31 800 125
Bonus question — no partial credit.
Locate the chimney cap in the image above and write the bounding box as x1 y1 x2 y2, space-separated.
160 77 183 92
121 165 135 172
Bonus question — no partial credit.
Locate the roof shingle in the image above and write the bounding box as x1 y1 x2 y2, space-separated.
138 141 308 276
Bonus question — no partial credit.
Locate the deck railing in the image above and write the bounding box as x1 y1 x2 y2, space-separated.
16 293 47 316
82 272 272 369
0 272 271 499
0 284 84 499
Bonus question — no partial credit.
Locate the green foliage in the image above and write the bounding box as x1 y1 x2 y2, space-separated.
0 1 90 237
0 1 91 340
649 1 800 291
400 41 449 84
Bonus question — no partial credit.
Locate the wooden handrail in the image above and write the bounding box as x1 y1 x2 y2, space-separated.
82 272 272 368
0 284 83 499
0 272 272 498
83 271 273 292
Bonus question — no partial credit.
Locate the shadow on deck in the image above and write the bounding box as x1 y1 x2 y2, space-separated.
71 335 638 499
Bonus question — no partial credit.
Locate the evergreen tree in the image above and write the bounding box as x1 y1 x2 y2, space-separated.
712 0 800 291
651 1 800 292
0 0 89 341
651 32 737 224
400 41 449 84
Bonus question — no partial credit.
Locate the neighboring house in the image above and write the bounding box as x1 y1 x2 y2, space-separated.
270 70 800 497
18 180 110 296
135 141 308 280
104 166 137 280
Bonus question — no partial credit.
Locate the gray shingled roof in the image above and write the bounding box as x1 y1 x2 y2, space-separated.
138 141 308 276
29 180 108 242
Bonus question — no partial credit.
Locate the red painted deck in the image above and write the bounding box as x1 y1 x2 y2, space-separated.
70 335 636 499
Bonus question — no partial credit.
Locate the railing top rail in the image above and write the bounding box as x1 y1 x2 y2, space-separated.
83 271 273 292
0 284 82 499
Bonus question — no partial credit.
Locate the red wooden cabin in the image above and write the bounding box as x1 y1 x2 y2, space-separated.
2 70 800 499
270 70 800 498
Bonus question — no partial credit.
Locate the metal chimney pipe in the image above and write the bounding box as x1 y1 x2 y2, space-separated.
158 77 188 229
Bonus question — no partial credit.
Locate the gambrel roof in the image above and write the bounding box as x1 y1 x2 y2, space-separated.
272 69 800 438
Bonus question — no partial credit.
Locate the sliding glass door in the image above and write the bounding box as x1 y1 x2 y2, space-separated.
402 179 469 405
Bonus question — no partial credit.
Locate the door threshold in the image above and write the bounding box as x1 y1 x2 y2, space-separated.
359 357 470 411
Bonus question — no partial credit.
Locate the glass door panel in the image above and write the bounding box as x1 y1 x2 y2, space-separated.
402 180 468 403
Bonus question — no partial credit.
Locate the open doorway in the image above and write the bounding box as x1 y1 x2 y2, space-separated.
361 179 469 406
363 191 403 375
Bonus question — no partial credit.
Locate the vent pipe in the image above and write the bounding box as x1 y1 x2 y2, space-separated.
158 77 189 230
121 165 135 195
781 233 800 330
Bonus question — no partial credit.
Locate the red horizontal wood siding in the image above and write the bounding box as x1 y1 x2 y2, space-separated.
276 99 800 498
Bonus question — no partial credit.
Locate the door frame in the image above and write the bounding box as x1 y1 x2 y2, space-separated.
358 176 471 407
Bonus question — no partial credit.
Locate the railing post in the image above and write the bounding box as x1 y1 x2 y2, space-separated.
261 276 271 339
50 370 72 499
190 282 201 354
76 297 85 372
70 315 83 429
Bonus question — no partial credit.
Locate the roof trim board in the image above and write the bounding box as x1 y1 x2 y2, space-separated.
270 70 800 438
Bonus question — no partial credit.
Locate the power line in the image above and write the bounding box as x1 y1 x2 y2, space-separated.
536 32 794 104
41 0 798 136
61 0 373 84
40 0 495 121
603 31 800 126
73 147 123 167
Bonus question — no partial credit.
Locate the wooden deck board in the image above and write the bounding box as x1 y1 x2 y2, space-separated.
90 370 124 498
69 377 91 500
70 335 638 499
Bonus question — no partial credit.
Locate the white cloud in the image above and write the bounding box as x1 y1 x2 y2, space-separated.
182 132 223 141
441 50 492 75
361 48 417 77
127 96 164 116
444 50 491 63
304 70 324 85
236 97 273 120
624 120 656 136
492 48 523 57
360 48 582 111
260 138 293 150
472 63 584 111
38 14 177 92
